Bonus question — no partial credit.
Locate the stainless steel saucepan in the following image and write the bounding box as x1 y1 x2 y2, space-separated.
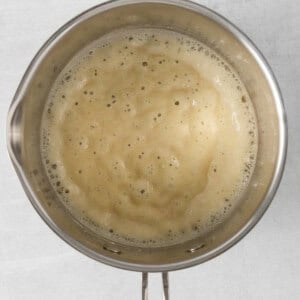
7 1 287 298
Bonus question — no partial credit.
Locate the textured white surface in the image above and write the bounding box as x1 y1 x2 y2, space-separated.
0 0 299 299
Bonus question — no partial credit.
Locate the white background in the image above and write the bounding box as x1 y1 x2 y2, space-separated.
1 0 299 299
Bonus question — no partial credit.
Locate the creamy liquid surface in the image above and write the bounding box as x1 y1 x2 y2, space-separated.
41 29 257 247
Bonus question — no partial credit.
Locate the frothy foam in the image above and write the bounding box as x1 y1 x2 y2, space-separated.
41 28 257 247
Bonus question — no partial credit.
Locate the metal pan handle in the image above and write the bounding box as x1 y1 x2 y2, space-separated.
142 272 169 300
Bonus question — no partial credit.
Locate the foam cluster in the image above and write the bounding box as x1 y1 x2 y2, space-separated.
41 28 257 247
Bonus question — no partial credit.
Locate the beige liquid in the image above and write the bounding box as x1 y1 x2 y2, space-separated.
41 28 257 247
